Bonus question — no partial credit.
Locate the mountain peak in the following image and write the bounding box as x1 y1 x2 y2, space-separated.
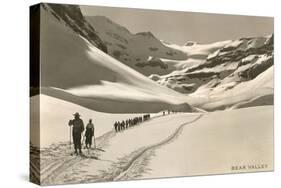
135 31 156 38
86 15 131 34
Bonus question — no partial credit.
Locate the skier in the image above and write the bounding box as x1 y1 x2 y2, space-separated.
114 121 118 132
126 120 129 129
121 120 125 130
117 121 121 131
68 112 84 155
85 119 95 149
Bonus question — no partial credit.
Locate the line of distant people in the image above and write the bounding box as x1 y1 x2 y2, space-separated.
114 114 151 132
163 110 182 116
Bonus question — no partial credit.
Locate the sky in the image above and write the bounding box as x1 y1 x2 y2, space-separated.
81 5 274 45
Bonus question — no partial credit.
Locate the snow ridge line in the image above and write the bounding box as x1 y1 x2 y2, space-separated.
113 114 203 181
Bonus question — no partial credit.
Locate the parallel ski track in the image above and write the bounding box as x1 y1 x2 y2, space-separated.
39 131 114 185
37 114 203 184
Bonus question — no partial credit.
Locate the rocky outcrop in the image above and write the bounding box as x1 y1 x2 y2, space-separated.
42 3 108 53
136 56 168 69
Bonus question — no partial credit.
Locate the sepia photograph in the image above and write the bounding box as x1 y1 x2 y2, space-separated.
30 3 274 186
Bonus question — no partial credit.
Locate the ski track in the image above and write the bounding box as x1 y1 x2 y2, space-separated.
39 131 115 185
113 114 203 181
38 114 203 185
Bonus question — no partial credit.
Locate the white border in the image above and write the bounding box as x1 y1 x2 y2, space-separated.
0 0 279 187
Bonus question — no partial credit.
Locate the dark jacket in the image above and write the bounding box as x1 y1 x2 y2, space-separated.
85 123 94 137
69 118 84 135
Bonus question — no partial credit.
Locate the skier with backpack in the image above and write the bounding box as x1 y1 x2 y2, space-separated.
85 119 95 149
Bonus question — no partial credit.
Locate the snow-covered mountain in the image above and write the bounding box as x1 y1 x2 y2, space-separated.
85 16 188 76
36 3 273 112
150 35 274 110
38 4 194 113
151 35 273 93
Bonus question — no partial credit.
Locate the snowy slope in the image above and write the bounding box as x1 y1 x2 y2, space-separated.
39 95 199 149
36 108 201 184
40 4 194 113
35 105 273 184
196 65 273 110
231 94 273 109
31 95 150 147
142 106 273 178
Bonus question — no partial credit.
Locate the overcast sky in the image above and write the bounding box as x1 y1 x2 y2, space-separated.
81 5 274 45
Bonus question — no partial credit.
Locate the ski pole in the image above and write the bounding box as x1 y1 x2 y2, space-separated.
93 132 96 149
82 135 85 148
69 126 72 150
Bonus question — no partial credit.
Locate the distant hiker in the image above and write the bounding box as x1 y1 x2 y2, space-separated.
163 111 165 116
121 120 125 130
114 122 118 132
126 120 129 129
68 112 84 154
85 119 95 149
117 121 121 131
143 114 150 121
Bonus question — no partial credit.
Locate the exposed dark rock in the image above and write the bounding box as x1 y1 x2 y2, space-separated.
135 31 156 38
42 3 108 53
136 57 168 69
154 34 273 95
